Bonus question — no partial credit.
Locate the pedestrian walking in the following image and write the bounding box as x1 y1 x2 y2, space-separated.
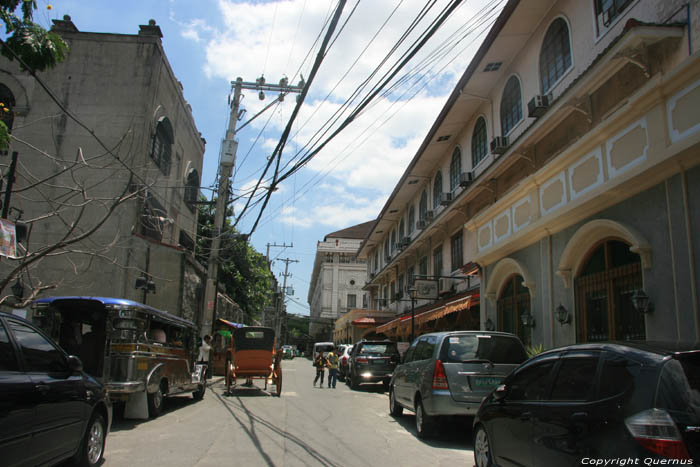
197 334 212 379
327 348 339 388
313 352 328 387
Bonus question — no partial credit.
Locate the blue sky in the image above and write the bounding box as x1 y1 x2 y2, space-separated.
36 0 502 315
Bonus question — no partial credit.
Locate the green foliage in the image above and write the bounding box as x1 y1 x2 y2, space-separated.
0 121 9 150
526 343 544 358
196 199 274 322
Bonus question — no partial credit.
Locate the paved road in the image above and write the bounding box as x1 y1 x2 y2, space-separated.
103 358 476 467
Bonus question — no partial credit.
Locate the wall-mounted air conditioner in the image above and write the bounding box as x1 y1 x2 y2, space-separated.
527 95 549 118
490 136 508 155
439 192 453 206
459 171 474 188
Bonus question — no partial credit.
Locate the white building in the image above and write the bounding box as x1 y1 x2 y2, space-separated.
308 221 374 339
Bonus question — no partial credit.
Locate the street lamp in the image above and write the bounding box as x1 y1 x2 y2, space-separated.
407 285 418 343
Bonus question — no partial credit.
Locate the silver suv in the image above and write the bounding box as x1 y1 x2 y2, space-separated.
388 331 527 438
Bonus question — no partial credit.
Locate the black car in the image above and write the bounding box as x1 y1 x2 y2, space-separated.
347 340 400 390
473 342 699 467
0 311 111 467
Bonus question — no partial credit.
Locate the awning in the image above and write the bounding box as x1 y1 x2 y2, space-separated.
351 316 391 327
376 294 479 334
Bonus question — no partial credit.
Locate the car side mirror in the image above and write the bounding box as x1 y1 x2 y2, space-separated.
493 384 507 401
67 355 84 373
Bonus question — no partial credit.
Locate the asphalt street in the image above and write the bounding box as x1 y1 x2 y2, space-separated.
101 358 476 467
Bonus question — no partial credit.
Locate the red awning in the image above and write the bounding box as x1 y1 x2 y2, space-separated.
351 316 391 327
375 294 480 334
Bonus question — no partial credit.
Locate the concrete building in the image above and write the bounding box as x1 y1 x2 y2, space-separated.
308 221 374 339
0 17 206 322
359 0 700 348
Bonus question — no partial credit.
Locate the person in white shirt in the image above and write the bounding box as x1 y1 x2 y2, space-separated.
198 335 212 378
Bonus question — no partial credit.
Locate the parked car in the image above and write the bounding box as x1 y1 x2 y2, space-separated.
473 342 700 467
388 331 527 439
337 344 353 381
312 342 334 361
347 340 400 390
0 311 111 467
281 345 295 359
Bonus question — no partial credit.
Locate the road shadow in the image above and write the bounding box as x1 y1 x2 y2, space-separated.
110 394 201 432
388 412 475 450
344 382 388 394
212 388 342 467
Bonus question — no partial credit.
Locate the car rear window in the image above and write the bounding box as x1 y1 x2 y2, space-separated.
359 344 398 356
440 334 527 364
657 352 700 414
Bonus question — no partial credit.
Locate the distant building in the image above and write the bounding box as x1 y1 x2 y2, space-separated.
308 221 374 339
0 17 206 322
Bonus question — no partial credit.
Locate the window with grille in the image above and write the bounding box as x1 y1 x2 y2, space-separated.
151 117 173 175
419 190 428 220
472 117 488 167
184 168 200 209
540 18 572 94
140 193 167 242
433 246 443 277
497 274 531 345
450 230 463 271
408 205 415 234
399 218 405 240
419 256 428 277
450 147 461 192
433 171 442 210
594 0 633 36
347 294 357 308
574 240 645 342
500 76 522 136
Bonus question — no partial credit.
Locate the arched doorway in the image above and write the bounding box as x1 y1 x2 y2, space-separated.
574 239 645 342
497 274 531 345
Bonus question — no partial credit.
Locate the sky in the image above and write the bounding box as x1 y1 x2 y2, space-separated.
36 0 504 316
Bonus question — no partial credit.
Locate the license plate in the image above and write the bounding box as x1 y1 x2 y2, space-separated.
473 376 501 388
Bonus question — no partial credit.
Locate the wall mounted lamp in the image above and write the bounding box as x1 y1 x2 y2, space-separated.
555 304 570 325
631 289 653 314
520 311 535 328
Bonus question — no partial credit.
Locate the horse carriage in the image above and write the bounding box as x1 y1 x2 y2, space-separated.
224 326 283 397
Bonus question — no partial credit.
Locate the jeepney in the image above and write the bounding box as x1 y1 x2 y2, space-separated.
31 296 207 419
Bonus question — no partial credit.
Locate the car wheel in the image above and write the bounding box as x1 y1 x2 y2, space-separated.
192 383 206 401
415 398 435 439
474 425 493 467
389 387 403 416
73 412 106 467
148 382 165 418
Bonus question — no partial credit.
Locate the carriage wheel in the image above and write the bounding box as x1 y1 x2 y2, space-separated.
226 360 235 394
275 367 283 397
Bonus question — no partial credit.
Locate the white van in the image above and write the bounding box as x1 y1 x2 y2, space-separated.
312 342 335 361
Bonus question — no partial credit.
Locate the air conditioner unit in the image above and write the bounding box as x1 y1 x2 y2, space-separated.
439 192 453 206
417 220 427 230
490 136 508 155
459 171 474 188
527 95 549 118
438 278 454 294
401 237 410 248
425 210 434 220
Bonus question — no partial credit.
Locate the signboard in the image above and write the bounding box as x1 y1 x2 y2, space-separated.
0 218 17 258
413 279 438 300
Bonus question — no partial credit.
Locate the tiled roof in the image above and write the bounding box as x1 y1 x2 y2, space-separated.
325 219 376 240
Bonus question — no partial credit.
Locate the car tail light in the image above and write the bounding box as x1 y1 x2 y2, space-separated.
432 359 449 390
356 357 368 364
625 409 691 459
342 356 347 365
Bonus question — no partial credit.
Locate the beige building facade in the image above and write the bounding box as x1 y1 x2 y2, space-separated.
308 221 373 339
359 0 700 348
0 17 206 322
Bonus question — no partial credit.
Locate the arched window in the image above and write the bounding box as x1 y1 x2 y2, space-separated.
419 190 428 220
391 229 397 253
449 147 461 192
399 218 405 240
574 239 645 342
471 117 488 167
184 168 199 206
408 205 415 234
432 171 442 210
384 236 390 261
0 84 16 133
540 18 572 94
151 117 173 175
500 76 522 136
497 274 531 345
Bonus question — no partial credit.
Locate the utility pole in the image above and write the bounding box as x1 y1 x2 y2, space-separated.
201 76 303 337
275 257 298 340
266 242 293 264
